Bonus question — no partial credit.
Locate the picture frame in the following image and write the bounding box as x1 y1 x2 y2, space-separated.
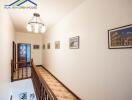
19 92 27 100
69 36 79 49
43 44 45 49
33 45 39 49
47 43 50 49
108 24 132 49
55 41 60 49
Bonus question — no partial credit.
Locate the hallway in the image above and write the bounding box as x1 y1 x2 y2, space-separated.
0 0 132 100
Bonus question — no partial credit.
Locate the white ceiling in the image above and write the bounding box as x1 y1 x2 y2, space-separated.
1 0 85 33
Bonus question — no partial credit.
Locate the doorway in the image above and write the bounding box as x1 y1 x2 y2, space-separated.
17 43 31 67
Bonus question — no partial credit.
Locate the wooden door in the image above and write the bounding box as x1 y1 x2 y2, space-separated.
17 44 27 67
13 41 16 71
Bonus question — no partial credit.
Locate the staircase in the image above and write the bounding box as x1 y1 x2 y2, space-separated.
11 60 31 82
11 59 81 100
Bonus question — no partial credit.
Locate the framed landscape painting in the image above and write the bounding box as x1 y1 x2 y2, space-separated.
55 41 60 49
108 24 132 49
43 44 45 49
47 43 50 49
69 36 79 49
33 45 39 49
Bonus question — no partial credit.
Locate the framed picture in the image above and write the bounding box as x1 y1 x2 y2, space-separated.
69 36 79 49
108 24 132 49
55 41 60 49
19 92 27 100
33 45 39 49
43 44 45 49
47 43 50 49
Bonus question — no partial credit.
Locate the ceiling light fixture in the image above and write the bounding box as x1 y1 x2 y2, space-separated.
26 13 46 33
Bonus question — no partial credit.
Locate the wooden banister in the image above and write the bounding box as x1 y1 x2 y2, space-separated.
31 59 57 100
11 59 31 82
11 60 14 82
11 59 80 99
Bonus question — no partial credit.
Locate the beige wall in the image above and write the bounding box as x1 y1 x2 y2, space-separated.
16 32 43 65
42 0 132 100
0 9 15 100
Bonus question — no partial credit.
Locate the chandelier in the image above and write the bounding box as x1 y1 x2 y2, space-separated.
26 13 46 33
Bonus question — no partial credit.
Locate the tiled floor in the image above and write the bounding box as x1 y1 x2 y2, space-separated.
37 67 79 100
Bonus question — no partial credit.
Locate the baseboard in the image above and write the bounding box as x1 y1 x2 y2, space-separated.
36 65 43 67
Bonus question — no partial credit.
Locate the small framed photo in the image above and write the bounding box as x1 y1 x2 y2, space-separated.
55 41 60 49
69 36 79 49
43 44 45 49
47 43 50 49
19 92 27 100
108 24 132 49
33 45 39 49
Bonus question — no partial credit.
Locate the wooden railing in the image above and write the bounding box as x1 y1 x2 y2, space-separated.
11 59 31 82
31 59 57 100
11 60 14 81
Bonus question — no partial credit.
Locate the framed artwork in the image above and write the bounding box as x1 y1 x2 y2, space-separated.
108 24 132 49
19 92 27 100
33 45 39 49
43 44 45 49
47 43 50 49
55 41 60 49
69 36 79 49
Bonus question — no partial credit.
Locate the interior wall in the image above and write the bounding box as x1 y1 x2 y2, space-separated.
0 9 15 100
42 0 132 100
16 32 43 65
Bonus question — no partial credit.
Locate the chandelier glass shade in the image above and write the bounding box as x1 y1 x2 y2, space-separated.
26 13 46 33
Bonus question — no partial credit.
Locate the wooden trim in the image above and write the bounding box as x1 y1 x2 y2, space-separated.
31 60 57 100
36 65 43 67
11 60 13 82
11 60 32 82
17 43 31 67
13 41 16 71
12 77 31 82
40 65 81 100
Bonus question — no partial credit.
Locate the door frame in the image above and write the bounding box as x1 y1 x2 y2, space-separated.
13 41 16 71
17 43 31 66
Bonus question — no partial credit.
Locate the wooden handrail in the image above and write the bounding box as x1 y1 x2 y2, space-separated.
31 59 57 100
11 60 14 82
11 59 31 82
12 59 80 99
12 61 27 64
